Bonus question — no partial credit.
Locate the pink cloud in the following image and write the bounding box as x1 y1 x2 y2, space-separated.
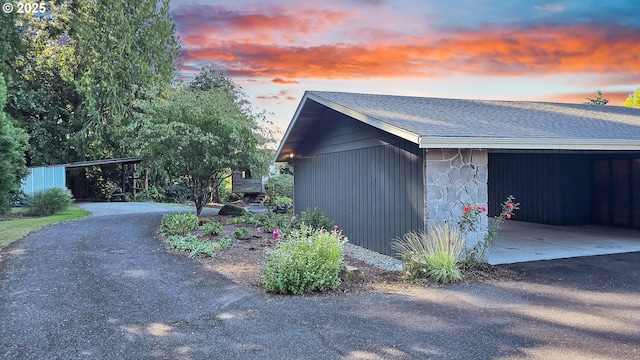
179 24 640 82
173 4 354 44
257 90 297 101
272 78 300 85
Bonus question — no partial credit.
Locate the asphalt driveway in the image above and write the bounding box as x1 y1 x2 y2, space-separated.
1 203 639 359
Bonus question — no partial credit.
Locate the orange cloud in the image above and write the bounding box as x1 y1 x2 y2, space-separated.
179 24 640 82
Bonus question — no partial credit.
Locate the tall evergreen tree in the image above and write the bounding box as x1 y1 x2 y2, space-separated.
7 2 82 165
584 90 609 105
3 0 180 165
0 75 29 213
73 0 180 159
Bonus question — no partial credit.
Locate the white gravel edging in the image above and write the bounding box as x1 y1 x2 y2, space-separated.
343 243 402 272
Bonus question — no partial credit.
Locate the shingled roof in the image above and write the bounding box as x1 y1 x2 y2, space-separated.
275 91 640 161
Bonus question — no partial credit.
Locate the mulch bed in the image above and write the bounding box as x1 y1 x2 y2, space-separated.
0 212 33 221
161 213 521 296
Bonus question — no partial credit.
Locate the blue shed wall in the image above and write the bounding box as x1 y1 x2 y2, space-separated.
21 166 67 196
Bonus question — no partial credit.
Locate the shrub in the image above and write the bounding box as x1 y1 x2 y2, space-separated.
272 196 293 213
298 208 333 231
391 225 466 283
166 233 215 258
26 187 73 216
201 221 224 236
136 186 165 202
11 189 29 207
218 179 233 203
213 236 231 251
233 227 251 240
227 211 254 224
164 181 191 203
159 212 199 236
262 225 347 294
275 196 293 207
253 213 294 233
265 174 293 207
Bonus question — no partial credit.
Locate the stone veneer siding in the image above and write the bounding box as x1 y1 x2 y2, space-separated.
424 148 488 247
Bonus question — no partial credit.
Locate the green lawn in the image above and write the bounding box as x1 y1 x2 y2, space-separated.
0 206 91 251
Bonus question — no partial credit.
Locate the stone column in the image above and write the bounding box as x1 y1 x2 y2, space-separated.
424 148 488 247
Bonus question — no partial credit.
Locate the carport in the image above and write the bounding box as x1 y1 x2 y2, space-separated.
487 221 640 264
487 150 640 264
64 157 143 200
275 91 640 261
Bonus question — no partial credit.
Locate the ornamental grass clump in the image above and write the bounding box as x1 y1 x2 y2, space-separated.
262 225 347 295
391 225 466 283
26 187 73 216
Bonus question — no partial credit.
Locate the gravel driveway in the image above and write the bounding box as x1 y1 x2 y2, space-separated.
1 203 639 359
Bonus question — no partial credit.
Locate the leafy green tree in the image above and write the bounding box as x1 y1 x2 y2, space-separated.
133 73 272 215
188 63 235 93
0 75 29 213
73 0 180 159
8 3 82 166
622 88 640 108
584 90 609 105
0 8 23 90
4 0 180 166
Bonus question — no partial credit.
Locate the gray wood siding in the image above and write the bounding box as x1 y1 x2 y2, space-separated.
488 153 590 225
299 109 405 156
294 141 424 257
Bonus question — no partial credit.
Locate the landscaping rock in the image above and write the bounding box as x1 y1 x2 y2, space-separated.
340 265 365 283
219 204 246 216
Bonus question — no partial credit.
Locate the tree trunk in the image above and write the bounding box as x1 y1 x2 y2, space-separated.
195 194 204 217
211 186 220 203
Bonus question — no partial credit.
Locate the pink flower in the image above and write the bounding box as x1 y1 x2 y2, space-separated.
463 206 472 212
333 225 340 231
508 203 514 209
291 216 296 222
256 227 262 234
272 228 281 239
506 213 511 219
420 260 426 265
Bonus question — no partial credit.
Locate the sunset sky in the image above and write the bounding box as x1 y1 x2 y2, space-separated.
170 0 640 138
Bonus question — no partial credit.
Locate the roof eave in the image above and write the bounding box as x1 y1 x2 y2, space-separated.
418 137 640 150
273 92 312 163
306 92 421 145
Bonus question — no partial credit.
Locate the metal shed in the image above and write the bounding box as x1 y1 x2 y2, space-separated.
21 165 67 196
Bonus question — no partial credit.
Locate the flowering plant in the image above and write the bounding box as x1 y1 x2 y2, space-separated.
458 205 487 233
458 195 519 264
